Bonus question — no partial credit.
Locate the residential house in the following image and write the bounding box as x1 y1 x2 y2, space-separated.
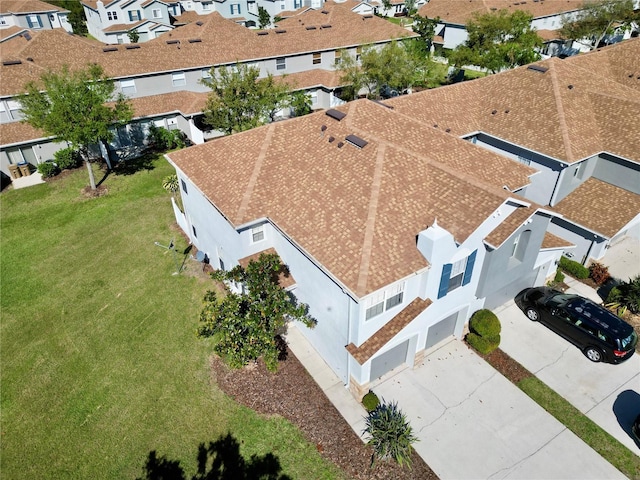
0 0 72 33
0 2 414 179
386 38 640 275
166 99 568 397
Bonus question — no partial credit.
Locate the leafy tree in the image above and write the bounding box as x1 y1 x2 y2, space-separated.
197 253 316 371
162 174 178 195
364 400 417 467
47 0 88 36
338 41 418 99
411 14 439 55
127 29 139 43
559 0 639 50
289 91 313 117
18 64 132 190
201 64 294 134
258 6 271 29
448 10 543 73
404 0 417 16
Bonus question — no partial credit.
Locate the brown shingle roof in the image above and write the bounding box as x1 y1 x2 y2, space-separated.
238 247 297 289
0 120 48 146
0 2 414 96
419 0 584 25
552 178 640 238
386 41 640 164
126 91 208 118
484 205 534 248
0 0 65 14
276 69 346 90
168 99 534 296
346 297 432 364
541 232 574 250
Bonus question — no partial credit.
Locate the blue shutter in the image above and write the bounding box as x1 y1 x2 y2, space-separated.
129 11 133 21
462 250 477 286
27 17 33 27
438 263 452 299
37 16 43 28
138 10 141 20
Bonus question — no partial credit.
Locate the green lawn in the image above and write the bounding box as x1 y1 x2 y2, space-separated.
0 157 343 479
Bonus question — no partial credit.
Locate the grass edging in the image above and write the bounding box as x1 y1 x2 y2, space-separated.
482 348 640 479
518 377 640 479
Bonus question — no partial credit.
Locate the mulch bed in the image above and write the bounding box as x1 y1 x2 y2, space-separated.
481 348 532 385
210 351 438 480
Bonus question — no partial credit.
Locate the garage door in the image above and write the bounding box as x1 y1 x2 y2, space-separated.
370 340 409 380
425 313 457 350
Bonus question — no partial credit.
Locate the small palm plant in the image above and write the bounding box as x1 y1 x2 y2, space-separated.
162 174 183 211
363 399 417 468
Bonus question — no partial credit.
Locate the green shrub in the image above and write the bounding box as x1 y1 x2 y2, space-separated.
364 400 417 468
54 147 81 170
559 256 589 279
466 332 500 355
588 262 610 286
362 391 380 412
615 275 640 314
147 125 186 151
606 286 621 304
37 161 60 178
469 309 501 338
554 270 565 284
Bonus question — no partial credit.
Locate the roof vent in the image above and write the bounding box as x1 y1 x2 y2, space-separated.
305 25 316 30
125 44 140 49
345 134 368 149
321 24 332 28
527 64 548 73
275 29 286 33
320 125 327 132
337 141 344 148
26 57 34 62
629 73 634 78
321 10 329 14
445 128 451 133
363 14 373 18
257 31 268 35
188 38 202 43
102 46 118 52
328 136 335 143
22 32 32 41
491 110 497 115
505 109 510 113
2 60 22 66
567 84 574 89
433 124 438 128
196 21 204 26
325 109 346 121
166 39 180 45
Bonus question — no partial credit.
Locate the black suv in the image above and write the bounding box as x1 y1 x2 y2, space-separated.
515 287 637 364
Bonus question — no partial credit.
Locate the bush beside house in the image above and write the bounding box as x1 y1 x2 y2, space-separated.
466 309 501 354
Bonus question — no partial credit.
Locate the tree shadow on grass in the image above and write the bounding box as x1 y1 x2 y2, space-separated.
112 152 157 176
137 433 292 480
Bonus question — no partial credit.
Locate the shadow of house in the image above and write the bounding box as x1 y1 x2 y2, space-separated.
612 389 640 448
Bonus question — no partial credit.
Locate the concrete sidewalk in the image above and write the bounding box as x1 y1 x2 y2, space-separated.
286 326 625 479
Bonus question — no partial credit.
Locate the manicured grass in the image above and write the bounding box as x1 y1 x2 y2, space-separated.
0 157 343 479
518 377 640 479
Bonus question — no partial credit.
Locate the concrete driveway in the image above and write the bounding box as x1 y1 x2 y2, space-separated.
496 299 640 455
373 340 625 479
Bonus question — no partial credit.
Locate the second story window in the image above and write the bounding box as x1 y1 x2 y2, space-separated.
107 11 118 21
172 72 186 87
7 100 22 120
312 52 321 65
152 9 162 19
276 57 286 71
203 2 212 11
251 225 265 243
120 79 136 95
128 10 141 21
437 250 477 299
365 283 405 321
0 16 7 25
230 4 241 15
334 50 341 65
27 15 43 28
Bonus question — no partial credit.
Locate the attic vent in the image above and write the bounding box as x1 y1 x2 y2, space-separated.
325 109 346 121
505 109 510 113
527 64 548 73
345 134 368 149
305 25 316 30
26 57 34 62
433 124 438 128
328 136 335 143
188 38 202 43
320 125 327 132
321 10 329 14
337 142 344 148
363 14 373 18
22 32 32 40
2 60 22 66
445 128 451 133
166 39 180 45
567 84 574 89
125 44 140 49
321 24 332 28
102 46 118 52
196 21 204 26
257 31 268 35
275 29 286 33
491 110 497 115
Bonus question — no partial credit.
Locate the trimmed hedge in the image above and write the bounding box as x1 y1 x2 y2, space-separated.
559 256 589 279
469 309 501 338
362 391 380 412
466 332 500 355
54 147 81 170
37 161 59 178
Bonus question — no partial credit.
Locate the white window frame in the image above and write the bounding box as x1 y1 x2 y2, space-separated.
129 10 140 21
276 57 286 70
310 91 318 106
0 102 8 122
251 225 265 243
107 11 118 21
201 68 212 79
7 100 22 120
365 282 405 321
230 4 241 14
172 71 186 87
312 52 321 65
448 257 466 292
152 9 162 19
203 2 212 11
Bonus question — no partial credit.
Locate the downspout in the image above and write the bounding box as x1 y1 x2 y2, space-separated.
549 164 566 206
345 289 352 388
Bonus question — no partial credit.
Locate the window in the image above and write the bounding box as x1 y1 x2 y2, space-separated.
203 2 212 11
276 57 286 70
230 4 241 14
334 50 341 65
152 9 162 19
365 283 405 320
202 68 212 79
181 179 188 194
120 79 136 94
128 10 141 21
172 72 186 87
0 16 7 25
573 162 585 180
7 100 22 120
356 46 363 61
251 225 265 243
312 52 321 65
192 225 198 238
437 250 477 299
294 0 302 8
516 155 531 166
310 91 317 106
27 15 43 28
511 229 530 262
106 11 118 21
219 257 225 271
0 103 8 122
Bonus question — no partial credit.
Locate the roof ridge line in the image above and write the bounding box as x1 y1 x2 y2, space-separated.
236 123 275 222
356 141 387 296
548 64 575 163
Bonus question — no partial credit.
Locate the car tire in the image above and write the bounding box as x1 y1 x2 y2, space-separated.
584 346 603 363
525 307 540 321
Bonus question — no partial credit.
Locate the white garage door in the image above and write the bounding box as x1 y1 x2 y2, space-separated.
425 313 457 350
370 340 409 380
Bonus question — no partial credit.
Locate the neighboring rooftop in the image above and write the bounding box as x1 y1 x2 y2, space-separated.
386 39 640 164
552 178 640 239
0 2 415 96
0 0 67 14
419 0 585 25
168 99 534 297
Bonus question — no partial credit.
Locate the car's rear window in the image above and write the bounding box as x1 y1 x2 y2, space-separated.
620 331 638 350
